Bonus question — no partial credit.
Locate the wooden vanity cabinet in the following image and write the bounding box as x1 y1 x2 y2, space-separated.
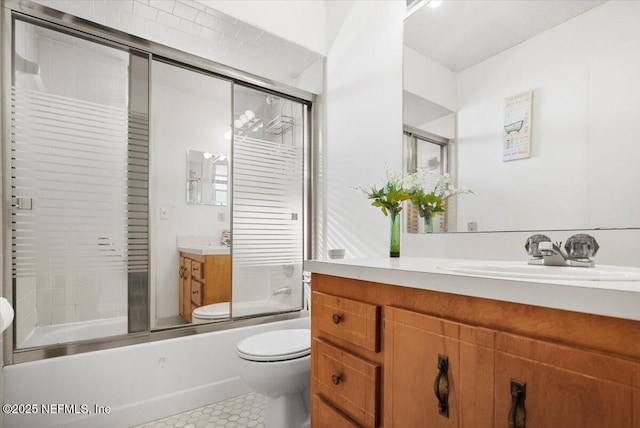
178 252 231 323
384 306 495 427
311 291 382 427
310 273 640 428
494 332 637 428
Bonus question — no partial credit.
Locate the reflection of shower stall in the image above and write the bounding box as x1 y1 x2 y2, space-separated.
10 19 149 350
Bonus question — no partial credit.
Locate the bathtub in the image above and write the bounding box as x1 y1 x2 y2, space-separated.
3 315 310 428
22 301 296 348
21 317 128 348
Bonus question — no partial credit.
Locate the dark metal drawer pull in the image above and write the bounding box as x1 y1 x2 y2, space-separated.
331 374 342 385
332 314 342 324
433 354 449 418
508 379 526 428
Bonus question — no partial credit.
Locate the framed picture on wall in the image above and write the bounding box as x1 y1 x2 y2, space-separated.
503 90 533 161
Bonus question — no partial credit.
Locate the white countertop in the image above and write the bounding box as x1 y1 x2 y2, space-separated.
304 257 640 322
178 245 230 256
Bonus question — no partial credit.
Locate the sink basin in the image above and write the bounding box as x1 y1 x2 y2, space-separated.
437 261 640 281
178 245 230 256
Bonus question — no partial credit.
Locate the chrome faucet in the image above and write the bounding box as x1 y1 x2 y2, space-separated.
525 234 599 267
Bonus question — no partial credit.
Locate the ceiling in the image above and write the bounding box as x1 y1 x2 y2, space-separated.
404 0 607 72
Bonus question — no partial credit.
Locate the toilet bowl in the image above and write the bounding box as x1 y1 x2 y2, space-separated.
192 302 229 323
236 281 312 428
237 328 311 428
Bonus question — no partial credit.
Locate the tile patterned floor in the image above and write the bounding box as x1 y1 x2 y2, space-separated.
133 393 266 428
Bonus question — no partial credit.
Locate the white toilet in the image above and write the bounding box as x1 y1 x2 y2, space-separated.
192 302 229 323
236 282 312 428
237 328 310 428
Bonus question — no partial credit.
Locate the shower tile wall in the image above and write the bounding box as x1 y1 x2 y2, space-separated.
31 0 322 90
229 265 302 309
13 22 129 347
231 267 270 304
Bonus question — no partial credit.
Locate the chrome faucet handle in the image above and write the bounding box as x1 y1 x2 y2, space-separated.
524 234 551 257
564 234 599 259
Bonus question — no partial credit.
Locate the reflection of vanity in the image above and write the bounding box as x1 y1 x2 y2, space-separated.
307 258 640 427
178 250 231 323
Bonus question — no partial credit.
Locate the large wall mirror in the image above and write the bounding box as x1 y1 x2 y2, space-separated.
404 0 640 233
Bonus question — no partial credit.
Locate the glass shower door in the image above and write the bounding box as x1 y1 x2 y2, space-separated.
11 20 148 348
232 85 308 318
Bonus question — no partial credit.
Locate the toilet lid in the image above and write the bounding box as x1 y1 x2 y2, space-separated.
192 302 230 319
237 329 311 362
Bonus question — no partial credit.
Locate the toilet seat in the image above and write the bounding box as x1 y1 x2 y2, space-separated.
192 302 230 320
237 329 311 362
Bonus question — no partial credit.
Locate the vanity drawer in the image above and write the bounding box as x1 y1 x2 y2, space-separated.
312 394 361 428
191 280 203 306
191 261 204 280
314 291 380 352
315 338 379 428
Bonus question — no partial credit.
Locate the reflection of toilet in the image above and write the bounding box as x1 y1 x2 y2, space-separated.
236 281 312 427
192 302 229 323
237 328 310 428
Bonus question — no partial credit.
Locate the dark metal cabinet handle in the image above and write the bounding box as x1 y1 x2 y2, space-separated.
332 314 342 324
508 379 526 428
433 354 449 418
331 374 342 385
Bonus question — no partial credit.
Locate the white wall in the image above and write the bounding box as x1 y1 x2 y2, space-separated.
455 0 640 232
324 0 405 259
404 46 457 112
199 0 327 55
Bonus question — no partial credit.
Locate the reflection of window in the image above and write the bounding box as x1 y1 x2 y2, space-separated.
404 127 449 233
186 150 228 205
213 161 228 206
